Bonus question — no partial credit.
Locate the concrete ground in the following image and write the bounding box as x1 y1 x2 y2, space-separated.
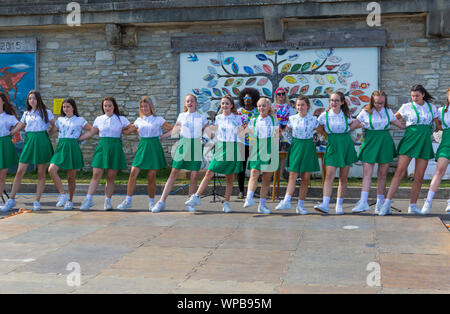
0 194 449 294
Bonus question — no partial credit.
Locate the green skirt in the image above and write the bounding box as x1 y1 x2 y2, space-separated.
324 133 357 168
358 129 397 164
50 138 84 170
287 138 320 173
397 125 434 160
19 131 54 165
91 137 127 170
172 137 202 171
208 141 243 174
436 129 450 160
248 137 280 172
132 137 167 170
0 136 19 169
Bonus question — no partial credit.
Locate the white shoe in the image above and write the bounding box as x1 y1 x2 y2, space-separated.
296 204 309 215
104 199 113 211
148 200 155 212
275 200 291 210
56 193 70 207
186 205 196 212
446 202 450 213
152 201 165 213
185 194 201 206
33 201 41 211
223 202 232 213
335 206 344 215
374 202 382 215
257 203 272 214
408 204 421 215
1 198 16 212
64 201 73 211
421 200 432 215
314 203 329 214
117 199 132 211
378 202 392 216
243 197 255 208
80 198 94 211
352 200 371 213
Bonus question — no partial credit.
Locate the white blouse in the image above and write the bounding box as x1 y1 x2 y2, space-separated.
287 113 319 139
20 109 54 132
397 102 438 127
318 110 353 134
438 107 450 130
93 114 131 138
176 111 208 139
0 112 19 137
356 108 397 130
249 115 279 139
215 113 243 142
56 116 87 139
134 115 166 138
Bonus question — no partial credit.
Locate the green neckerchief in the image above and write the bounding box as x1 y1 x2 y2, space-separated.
369 107 390 130
411 101 433 125
326 110 348 134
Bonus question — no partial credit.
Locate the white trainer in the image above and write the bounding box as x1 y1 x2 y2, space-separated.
374 202 382 215
223 202 232 213
243 197 255 208
1 198 16 212
314 203 329 214
56 193 70 207
446 203 450 213
151 201 165 213
257 203 272 214
80 198 94 211
104 199 113 211
33 201 41 211
378 202 392 216
185 194 201 206
117 199 132 211
148 200 155 212
275 200 291 210
186 205 196 212
335 206 344 215
296 204 309 215
420 200 432 215
408 204 421 215
64 201 73 211
352 200 371 213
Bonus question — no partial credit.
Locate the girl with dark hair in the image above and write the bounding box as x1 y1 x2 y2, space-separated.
273 87 292 179
275 96 320 214
237 88 260 198
1 90 56 212
185 95 244 213
421 88 450 214
78 97 132 211
352 91 405 214
0 92 19 207
117 96 173 211
314 92 360 215
379 85 439 216
48 98 93 210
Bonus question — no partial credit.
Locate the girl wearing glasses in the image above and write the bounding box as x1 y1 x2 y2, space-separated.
273 87 292 179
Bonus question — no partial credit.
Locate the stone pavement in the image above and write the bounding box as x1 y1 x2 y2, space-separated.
0 194 449 294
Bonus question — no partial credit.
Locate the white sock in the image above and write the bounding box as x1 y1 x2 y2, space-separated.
247 190 254 199
86 194 93 201
323 196 330 207
260 198 266 206
377 194 384 204
426 191 435 203
360 191 369 203
336 198 344 208
126 196 132 203
298 200 304 207
284 195 292 202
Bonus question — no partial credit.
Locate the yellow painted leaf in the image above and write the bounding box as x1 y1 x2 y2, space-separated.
284 76 297 84
281 63 291 73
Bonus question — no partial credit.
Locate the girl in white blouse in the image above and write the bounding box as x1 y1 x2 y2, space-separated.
1 90 56 212
352 91 405 214
48 98 93 210
379 85 439 216
117 96 173 211
0 92 19 208
185 95 245 213
152 94 209 213
78 97 132 211
421 88 450 214
314 92 360 215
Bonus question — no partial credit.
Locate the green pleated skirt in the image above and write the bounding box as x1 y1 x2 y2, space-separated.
91 137 127 170
0 136 19 169
208 141 243 174
287 138 320 173
19 131 54 165
397 125 434 160
436 129 450 160
172 137 202 171
50 138 84 170
358 129 397 164
132 137 167 170
248 137 280 172
324 133 357 168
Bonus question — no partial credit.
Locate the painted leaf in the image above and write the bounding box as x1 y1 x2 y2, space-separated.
327 48 335 57
212 88 222 97
210 58 221 66
315 50 328 59
301 62 311 71
224 78 234 86
256 54 268 61
350 96 361 106
253 65 263 73
299 85 309 95
201 88 212 97
339 71 353 78
244 66 254 74
222 88 231 96
298 75 309 83
232 62 239 74
313 86 323 95
324 87 334 95
288 54 299 61
313 108 324 117
264 50 275 55
360 82 370 89
224 57 234 65
208 80 218 88
278 49 288 56
350 81 360 90
232 87 240 96
207 66 217 74
328 56 342 63
246 77 257 86
281 63 291 73
313 99 324 107
339 63 351 71
351 90 364 96
263 64 273 74
262 88 272 97
257 77 268 86
315 76 325 85
192 88 200 95
203 74 214 81
359 95 371 103
338 76 347 85
311 59 321 70
325 65 339 71
289 85 300 96
284 76 297 84
326 74 337 84
234 78 244 88
290 64 302 72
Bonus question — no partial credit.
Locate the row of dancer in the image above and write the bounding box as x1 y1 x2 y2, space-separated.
0 86 449 214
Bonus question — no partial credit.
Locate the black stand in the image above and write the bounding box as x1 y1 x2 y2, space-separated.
1 191 9 204
201 104 225 203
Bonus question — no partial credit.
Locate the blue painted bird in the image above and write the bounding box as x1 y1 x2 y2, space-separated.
187 53 198 62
